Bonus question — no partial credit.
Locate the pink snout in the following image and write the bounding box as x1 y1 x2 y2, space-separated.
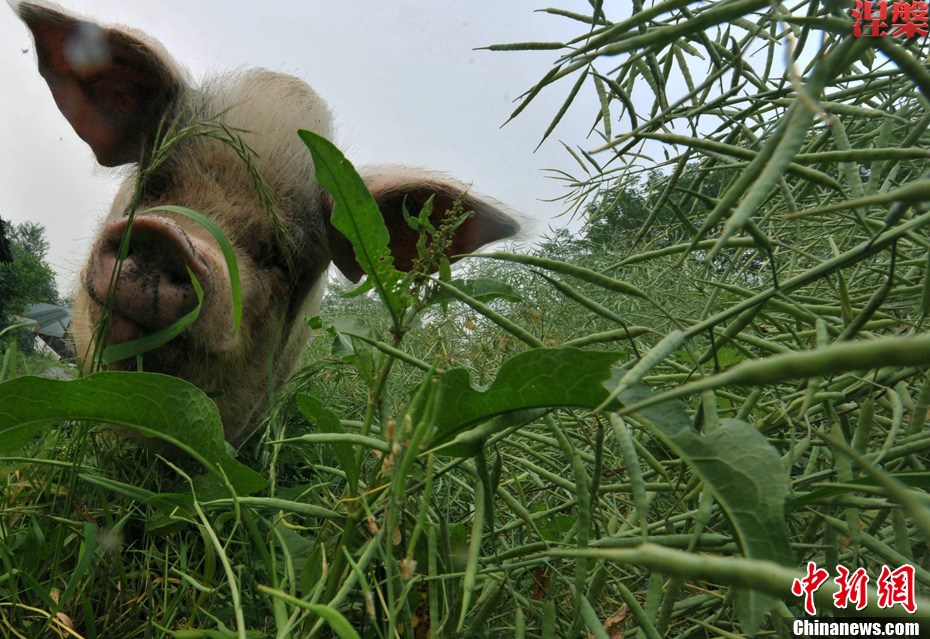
88 216 233 349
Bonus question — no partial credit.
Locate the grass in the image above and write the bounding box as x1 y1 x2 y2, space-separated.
2 1 930 637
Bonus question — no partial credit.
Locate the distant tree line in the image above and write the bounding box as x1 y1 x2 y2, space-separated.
0 215 12 263
0 217 60 331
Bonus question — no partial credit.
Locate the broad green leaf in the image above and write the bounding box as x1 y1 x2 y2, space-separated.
426 278 523 306
298 130 410 326
623 379 792 626
427 346 791 627
430 348 625 449
0 372 266 495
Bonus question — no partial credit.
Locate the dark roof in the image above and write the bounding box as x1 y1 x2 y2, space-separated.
21 303 72 338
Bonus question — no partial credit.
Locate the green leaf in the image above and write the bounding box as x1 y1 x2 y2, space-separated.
0 372 266 495
427 345 791 627
622 382 792 557
427 278 523 306
297 393 358 488
298 130 410 326
258 586 362 639
623 380 792 627
58 521 96 617
435 409 548 458
430 348 625 449
302 604 361 639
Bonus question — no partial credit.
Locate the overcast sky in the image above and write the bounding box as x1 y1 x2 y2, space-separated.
1 1 599 294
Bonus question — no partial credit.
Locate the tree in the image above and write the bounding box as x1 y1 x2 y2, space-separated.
0 219 59 330
583 180 653 248
0 215 11 263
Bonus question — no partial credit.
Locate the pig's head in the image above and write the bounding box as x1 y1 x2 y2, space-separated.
17 2 519 447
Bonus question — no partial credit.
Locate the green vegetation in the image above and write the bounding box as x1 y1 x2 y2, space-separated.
0 220 59 335
2 2 930 637
0 221 58 314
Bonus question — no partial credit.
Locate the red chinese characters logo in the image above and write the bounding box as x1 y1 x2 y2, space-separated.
792 562 830 615
853 1 930 37
833 566 869 611
792 562 917 615
877 564 917 613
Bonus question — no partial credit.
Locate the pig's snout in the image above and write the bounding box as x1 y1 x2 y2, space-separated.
89 216 219 344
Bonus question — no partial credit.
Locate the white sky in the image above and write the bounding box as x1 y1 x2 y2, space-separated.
0 1 600 295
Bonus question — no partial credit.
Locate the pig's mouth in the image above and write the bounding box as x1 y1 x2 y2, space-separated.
83 215 232 365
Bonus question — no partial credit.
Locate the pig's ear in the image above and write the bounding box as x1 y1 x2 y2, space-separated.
17 2 183 167
327 168 520 283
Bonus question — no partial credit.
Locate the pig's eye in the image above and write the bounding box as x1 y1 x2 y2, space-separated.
142 170 173 199
254 244 292 276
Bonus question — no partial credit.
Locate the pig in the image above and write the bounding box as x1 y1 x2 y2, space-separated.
15 2 519 447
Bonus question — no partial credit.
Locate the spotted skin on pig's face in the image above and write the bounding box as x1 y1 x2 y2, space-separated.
17 1 519 447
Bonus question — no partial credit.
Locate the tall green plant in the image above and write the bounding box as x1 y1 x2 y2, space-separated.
478 1 930 636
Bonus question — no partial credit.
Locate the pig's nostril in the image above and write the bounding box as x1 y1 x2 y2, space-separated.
167 268 189 286
93 216 212 332
128 237 156 262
